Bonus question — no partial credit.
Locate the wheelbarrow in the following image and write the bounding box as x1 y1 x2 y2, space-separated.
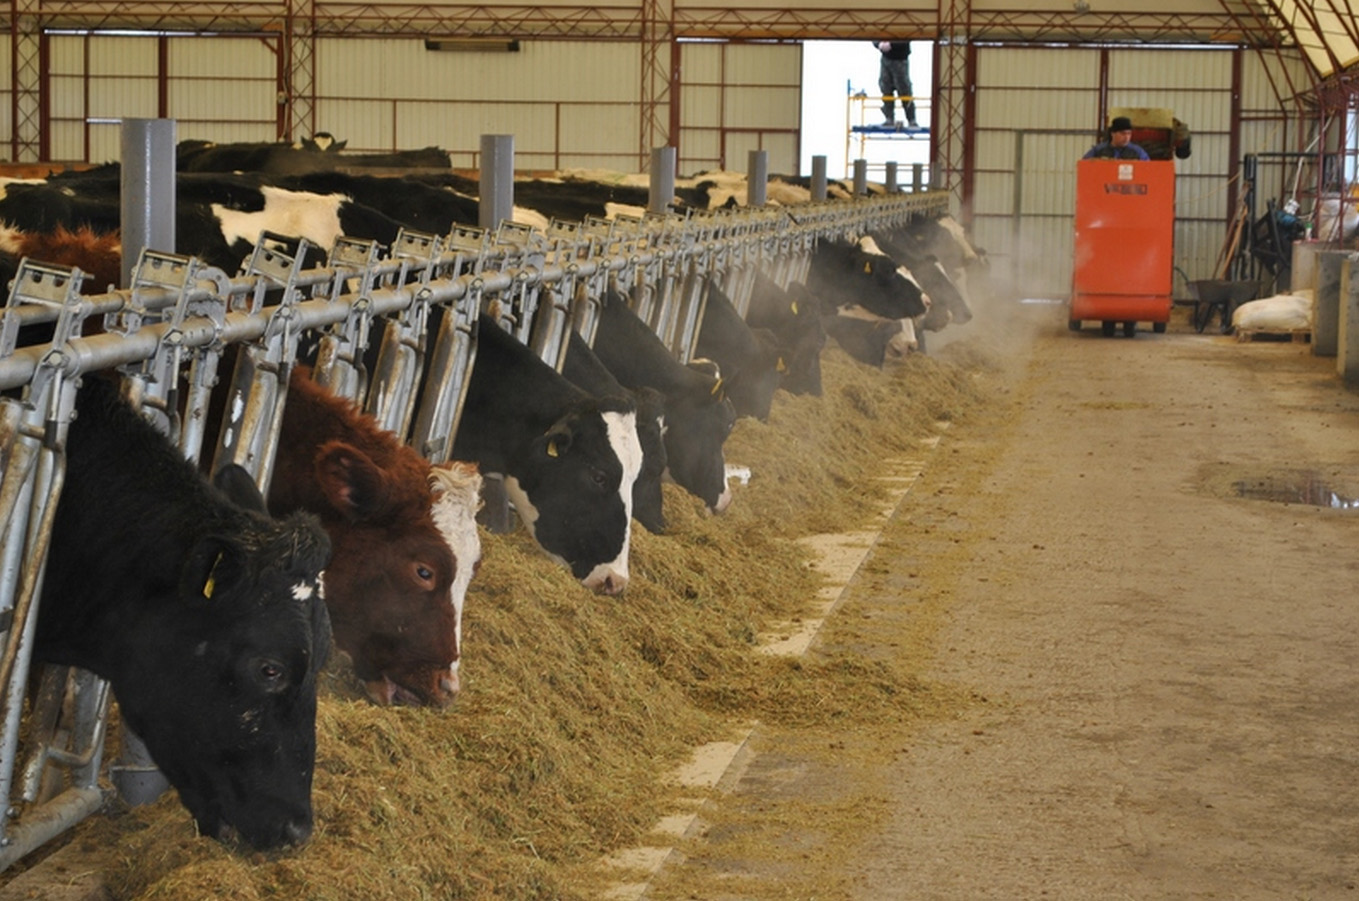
1190 279 1260 334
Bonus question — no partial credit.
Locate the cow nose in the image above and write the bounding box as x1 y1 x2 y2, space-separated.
438 667 461 704
282 818 313 847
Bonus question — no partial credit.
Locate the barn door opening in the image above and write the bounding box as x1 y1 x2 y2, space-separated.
800 40 933 180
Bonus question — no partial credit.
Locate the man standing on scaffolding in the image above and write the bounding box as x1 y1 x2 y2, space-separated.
875 40 917 128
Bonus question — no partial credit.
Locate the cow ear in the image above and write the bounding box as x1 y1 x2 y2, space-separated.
541 423 573 460
180 535 241 602
212 463 267 513
314 441 387 520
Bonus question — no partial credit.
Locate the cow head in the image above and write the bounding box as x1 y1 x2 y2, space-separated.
810 239 927 321
116 466 332 851
504 396 643 595
776 283 826 396
307 442 472 708
663 363 737 514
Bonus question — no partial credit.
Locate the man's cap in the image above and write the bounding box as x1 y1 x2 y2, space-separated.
1109 116 1133 132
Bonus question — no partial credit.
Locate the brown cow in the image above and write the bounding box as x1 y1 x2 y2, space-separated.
270 368 482 708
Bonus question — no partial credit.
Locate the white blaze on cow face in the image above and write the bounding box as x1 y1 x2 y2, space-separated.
579 409 642 595
212 186 345 250
507 410 642 596
428 462 483 695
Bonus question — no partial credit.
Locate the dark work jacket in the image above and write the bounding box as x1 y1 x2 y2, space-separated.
876 41 911 60
1083 141 1150 161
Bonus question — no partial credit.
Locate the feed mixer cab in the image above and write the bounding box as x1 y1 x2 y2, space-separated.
1069 108 1187 337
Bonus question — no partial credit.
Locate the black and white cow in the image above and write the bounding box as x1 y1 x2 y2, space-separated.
35 375 333 850
693 281 783 421
591 290 736 514
867 227 975 329
806 237 929 321
453 314 643 594
21 168 411 277
561 329 669 534
270 170 481 236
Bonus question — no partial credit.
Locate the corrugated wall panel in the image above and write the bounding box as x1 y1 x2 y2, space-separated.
87 125 122 165
315 38 639 103
309 37 642 163
48 38 86 74
169 81 276 130
49 76 86 121
979 47 1099 88
977 87 1096 132
316 99 393 150
88 36 158 77
89 82 158 120
168 37 268 75
1108 47 1233 89
724 44 800 84
722 86 798 130
680 85 724 129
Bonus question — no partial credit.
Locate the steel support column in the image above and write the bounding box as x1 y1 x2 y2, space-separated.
284 0 316 141
9 0 41 162
935 0 971 219
640 0 675 168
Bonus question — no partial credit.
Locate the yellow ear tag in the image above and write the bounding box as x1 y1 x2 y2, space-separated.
863 261 872 274
203 552 224 599
791 301 799 315
777 356 788 373
547 439 559 458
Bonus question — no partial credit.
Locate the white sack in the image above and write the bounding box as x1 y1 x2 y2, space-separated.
1231 290 1313 331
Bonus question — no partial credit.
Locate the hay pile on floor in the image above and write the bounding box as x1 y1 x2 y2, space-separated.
62 342 995 900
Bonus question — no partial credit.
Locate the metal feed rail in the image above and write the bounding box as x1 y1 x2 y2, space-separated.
0 188 949 869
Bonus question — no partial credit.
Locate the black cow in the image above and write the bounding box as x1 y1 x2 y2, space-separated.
693 281 783 421
177 140 450 176
561 329 669 534
591 291 736 514
745 273 826 397
35 375 332 850
453 314 642 595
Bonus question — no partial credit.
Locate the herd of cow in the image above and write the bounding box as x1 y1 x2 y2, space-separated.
0 138 984 860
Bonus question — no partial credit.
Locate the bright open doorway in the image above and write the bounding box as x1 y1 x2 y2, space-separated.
800 40 933 182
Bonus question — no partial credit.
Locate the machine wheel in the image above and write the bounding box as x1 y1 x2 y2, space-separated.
1068 319 1081 332
1153 321 1167 334
1101 320 1116 337
1123 321 1136 337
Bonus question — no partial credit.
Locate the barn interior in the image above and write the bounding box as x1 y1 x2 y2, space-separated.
0 0 1355 898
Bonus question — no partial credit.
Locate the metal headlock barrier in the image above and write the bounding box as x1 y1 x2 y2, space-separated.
0 186 948 870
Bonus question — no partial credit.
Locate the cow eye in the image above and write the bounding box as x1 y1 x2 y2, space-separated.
590 468 607 487
255 658 288 692
413 562 437 590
